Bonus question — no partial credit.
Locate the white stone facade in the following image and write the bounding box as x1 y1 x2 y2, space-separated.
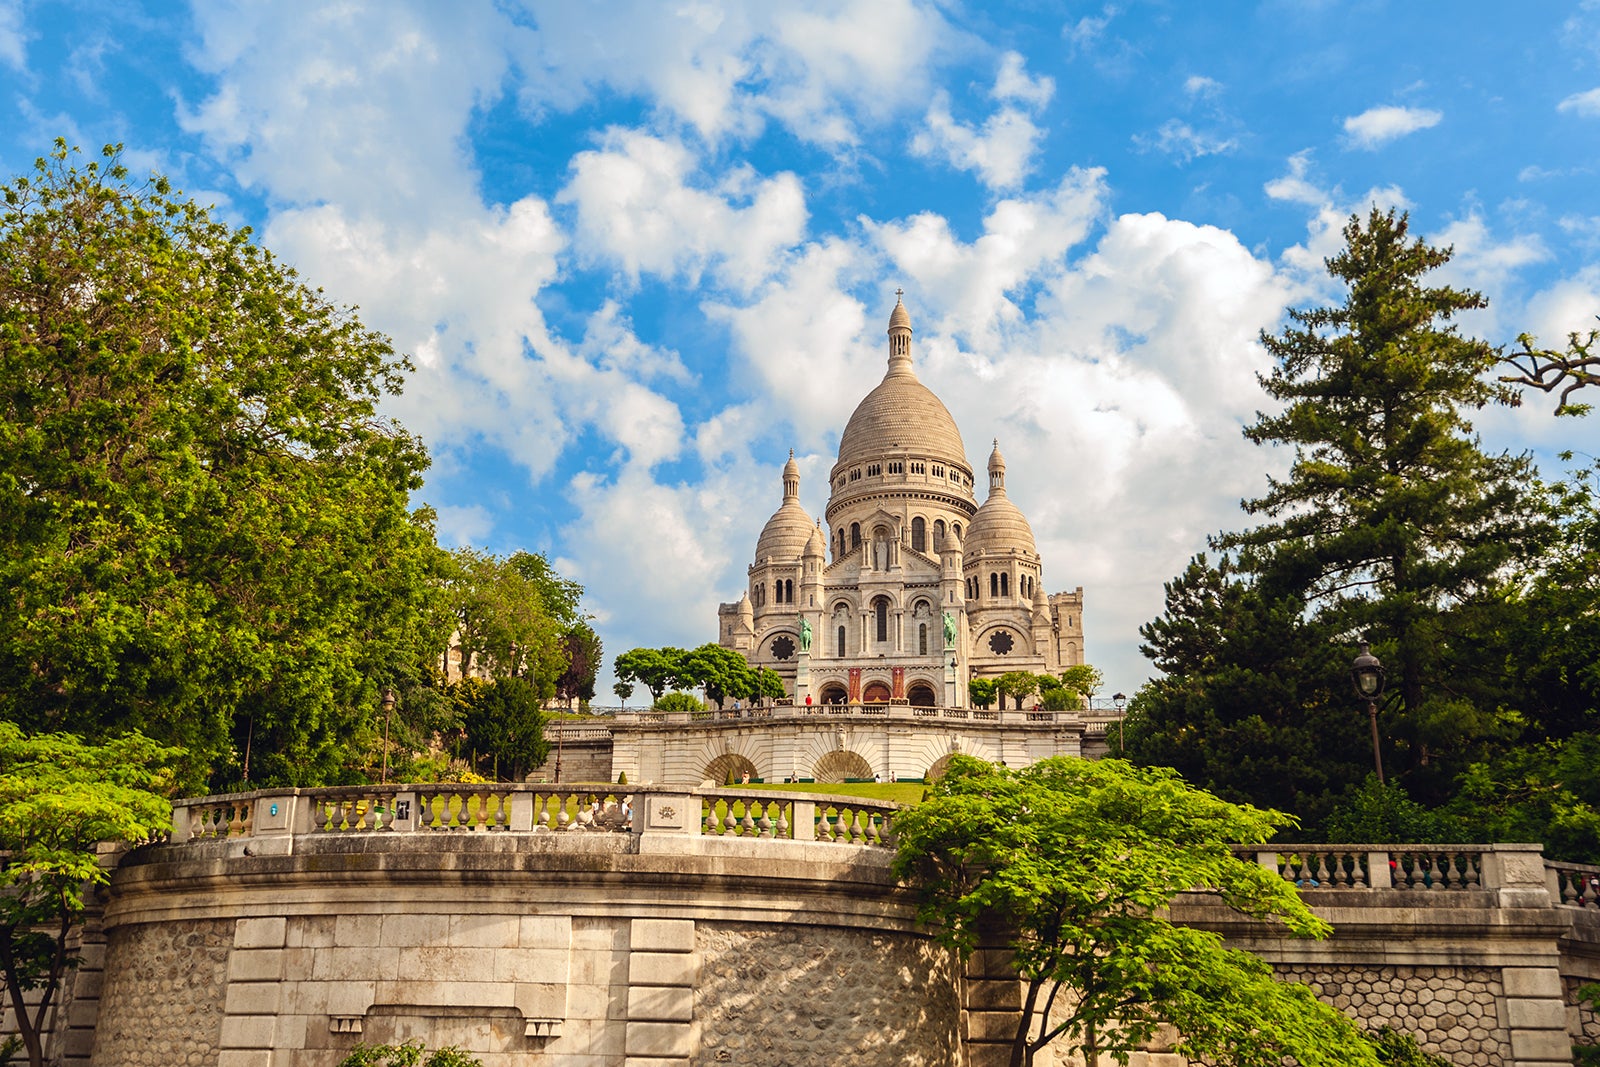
718 297 1084 708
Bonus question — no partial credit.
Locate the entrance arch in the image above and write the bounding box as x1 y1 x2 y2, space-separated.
813 750 874 783
704 753 759 785
862 681 891 704
817 683 848 704
907 682 937 707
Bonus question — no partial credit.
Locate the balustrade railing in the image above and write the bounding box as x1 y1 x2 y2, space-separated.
169 785 900 850
1547 859 1600 907
1249 846 1486 890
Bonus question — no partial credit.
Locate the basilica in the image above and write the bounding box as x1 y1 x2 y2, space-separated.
717 296 1085 707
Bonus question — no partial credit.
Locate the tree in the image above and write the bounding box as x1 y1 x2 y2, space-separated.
555 624 602 709
892 756 1386 1067
968 678 998 709
456 677 548 781
614 647 688 703
445 549 566 691
612 680 634 708
0 724 180 1067
0 143 445 791
339 1041 482 1067
1057 664 1103 704
1499 325 1600 415
995 671 1039 710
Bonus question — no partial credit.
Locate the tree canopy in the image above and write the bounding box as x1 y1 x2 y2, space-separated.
893 756 1385 1067
0 143 445 791
0 723 180 1067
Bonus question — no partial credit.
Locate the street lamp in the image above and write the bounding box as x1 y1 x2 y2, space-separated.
1350 641 1386 785
1113 692 1127 752
380 688 397 785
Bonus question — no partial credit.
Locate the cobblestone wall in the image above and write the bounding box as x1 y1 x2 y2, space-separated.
90 918 231 1066
696 922 960 1066
1568 974 1600 1045
1275 965 1510 1066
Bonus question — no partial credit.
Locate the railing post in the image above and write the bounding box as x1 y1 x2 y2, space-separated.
1256 851 1279 877
1480 843 1551 907
1366 850 1393 889
507 790 533 832
634 792 696 852
391 790 419 832
792 800 817 841
290 789 317 836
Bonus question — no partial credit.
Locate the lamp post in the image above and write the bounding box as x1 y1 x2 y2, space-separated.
1350 641 1386 785
1113 692 1127 752
380 688 396 785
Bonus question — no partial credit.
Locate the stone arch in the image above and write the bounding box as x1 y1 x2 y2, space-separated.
704 752 759 785
862 680 891 703
925 753 955 781
813 749 874 783
817 682 849 704
907 681 937 707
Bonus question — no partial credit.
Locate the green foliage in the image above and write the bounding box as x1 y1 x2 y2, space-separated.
654 691 702 714
994 670 1039 710
0 143 446 791
614 647 689 702
679 643 758 709
616 771 627 785
1440 736 1600 863
612 680 634 706
1324 776 1464 844
445 548 566 692
455 677 548 781
0 724 180 1067
1499 325 1600 416
1369 1027 1453 1066
555 623 602 706
337 1040 482 1067
968 677 997 709
1057 664 1103 701
893 756 1381 1067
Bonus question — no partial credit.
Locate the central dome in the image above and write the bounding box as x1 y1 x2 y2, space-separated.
832 297 968 477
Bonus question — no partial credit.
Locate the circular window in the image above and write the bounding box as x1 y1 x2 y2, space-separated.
988 630 1014 655
771 635 795 660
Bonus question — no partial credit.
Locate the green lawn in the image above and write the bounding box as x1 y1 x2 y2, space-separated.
737 780 929 806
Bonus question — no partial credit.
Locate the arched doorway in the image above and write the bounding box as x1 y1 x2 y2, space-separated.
704 753 759 785
818 683 849 704
907 682 937 707
862 681 891 703
813 750 874 783
925 753 955 782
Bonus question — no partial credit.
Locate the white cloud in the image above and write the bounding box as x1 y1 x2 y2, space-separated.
1183 75 1221 98
434 505 496 546
509 0 953 148
1523 266 1600 348
1134 119 1237 163
1557 87 1600 117
558 129 807 291
0 0 25 70
1063 5 1117 54
1428 215 1550 334
1342 104 1442 149
911 53 1053 191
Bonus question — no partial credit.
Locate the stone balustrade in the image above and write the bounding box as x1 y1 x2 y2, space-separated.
168 783 900 852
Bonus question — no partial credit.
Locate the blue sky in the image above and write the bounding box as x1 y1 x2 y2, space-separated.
5 1 1599 697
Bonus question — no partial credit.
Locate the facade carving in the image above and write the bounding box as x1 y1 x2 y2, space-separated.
718 297 1084 707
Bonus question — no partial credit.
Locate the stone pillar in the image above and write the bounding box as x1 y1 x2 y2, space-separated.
217 917 288 1067
794 650 811 705
1501 966 1572 1067
961 941 1022 1067
625 918 697 1067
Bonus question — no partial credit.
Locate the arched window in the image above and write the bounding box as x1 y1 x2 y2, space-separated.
990 573 999 597
785 578 794 602
836 528 845 558
919 623 928 655
850 523 861 550
875 597 889 642
933 519 946 550
837 625 846 658
952 522 962 540
911 516 926 552
1000 573 1010 597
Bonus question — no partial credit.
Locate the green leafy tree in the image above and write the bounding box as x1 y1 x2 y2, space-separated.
614 647 688 703
1217 207 1550 793
0 143 445 790
892 756 1384 1067
1057 664 1103 703
612 680 634 708
995 670 1039 710
968 678 998 709
508 551 585 629
1499 324 1600 416
0 725 180 1067
456 677 548 781
446 549 565 692
654 692 703 714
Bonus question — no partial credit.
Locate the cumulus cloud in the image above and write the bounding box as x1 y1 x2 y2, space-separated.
434 505 496 546
0 1 28 70
509 0 953 148
1557 87 1600 117
911 52 1053 191
1342 104 1442 149
557 129 808 291
1183 74 1221 98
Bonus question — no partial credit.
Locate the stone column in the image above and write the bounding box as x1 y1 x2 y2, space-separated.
625 918 697 1067
217 917 288 1067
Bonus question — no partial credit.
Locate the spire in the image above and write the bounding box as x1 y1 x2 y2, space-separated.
988 439 1007 495
886 290 913 378
782 448 799 501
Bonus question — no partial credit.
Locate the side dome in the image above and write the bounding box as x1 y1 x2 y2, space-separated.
833 296 968 476
964 440 1037 557
755 451 813 563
